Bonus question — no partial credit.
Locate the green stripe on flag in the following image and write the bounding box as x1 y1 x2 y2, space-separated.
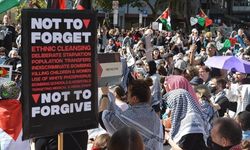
0 0 20 14
160 18 171 31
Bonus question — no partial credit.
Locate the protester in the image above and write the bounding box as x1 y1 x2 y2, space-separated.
104 38 117 53
91 133 110 150
152 47 162 60
229 72 250 115
209 118 242 150
243 30 250 48
0 81 29 150
235 111 250 141
198 65 211 85
0 47 8 64
190 76 204 88
164 75 198 102
163 89 208 150
189 28 201 54
145 60 162 113
163 53 174 75
209 78 230 117
1 8 250 150
0 14 16 56
235 29 247 52
99 79 163 150
195 85 215 126
204 32 213 48
122 32 132 48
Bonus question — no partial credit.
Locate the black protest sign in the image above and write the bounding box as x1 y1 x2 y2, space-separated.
21 9 98 139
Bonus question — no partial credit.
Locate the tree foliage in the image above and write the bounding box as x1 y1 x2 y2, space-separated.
15 0 47 22
95 0 168 17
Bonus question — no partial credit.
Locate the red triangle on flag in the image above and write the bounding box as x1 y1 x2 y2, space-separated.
161 10 169 19
83 19 91 29
32 94 40 104
0 100 22 141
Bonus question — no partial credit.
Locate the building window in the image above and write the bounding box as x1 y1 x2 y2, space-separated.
234 0 250 6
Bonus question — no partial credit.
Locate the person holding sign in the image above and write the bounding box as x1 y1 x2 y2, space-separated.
99 79 164 150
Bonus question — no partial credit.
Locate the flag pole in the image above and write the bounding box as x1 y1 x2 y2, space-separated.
154 8 169 22
58 132 63 150
200 8 207 18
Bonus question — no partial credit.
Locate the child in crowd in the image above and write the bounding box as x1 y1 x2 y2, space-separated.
236 111 250 140
195 85 215 125
91 133 110 150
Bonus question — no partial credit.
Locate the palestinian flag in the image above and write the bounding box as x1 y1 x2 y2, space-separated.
159 8 171 31
0 0 20 14
197 9 207 18
196 8 213 27
0 100 29 150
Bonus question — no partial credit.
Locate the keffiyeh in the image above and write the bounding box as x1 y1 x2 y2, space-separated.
163 89 209 144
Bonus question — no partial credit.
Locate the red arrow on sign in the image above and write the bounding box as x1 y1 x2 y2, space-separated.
32 94 40 104
97 62 102 81
83 19 90 29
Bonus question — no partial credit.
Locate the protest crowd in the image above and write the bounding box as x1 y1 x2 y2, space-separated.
0 7 250 150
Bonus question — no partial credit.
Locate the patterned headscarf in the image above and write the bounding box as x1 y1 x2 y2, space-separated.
164 89 208 143
0 81 20 99
164 75 199 102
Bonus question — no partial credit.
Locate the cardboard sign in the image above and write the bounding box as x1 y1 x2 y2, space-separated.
159 23 163 31
21 9 98 139
97 53 122 87
126 47 135 67
152 22 159 30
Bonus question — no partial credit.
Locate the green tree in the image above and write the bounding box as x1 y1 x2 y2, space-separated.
95 0 168 18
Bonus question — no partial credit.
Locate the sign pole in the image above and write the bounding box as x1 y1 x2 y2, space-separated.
30 139 35 150
58 133 63 150
112 1 119 27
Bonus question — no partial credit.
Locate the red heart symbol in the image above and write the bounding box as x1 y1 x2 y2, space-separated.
205 18 213 27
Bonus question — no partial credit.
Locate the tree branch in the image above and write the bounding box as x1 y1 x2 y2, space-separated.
144 0 156 15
